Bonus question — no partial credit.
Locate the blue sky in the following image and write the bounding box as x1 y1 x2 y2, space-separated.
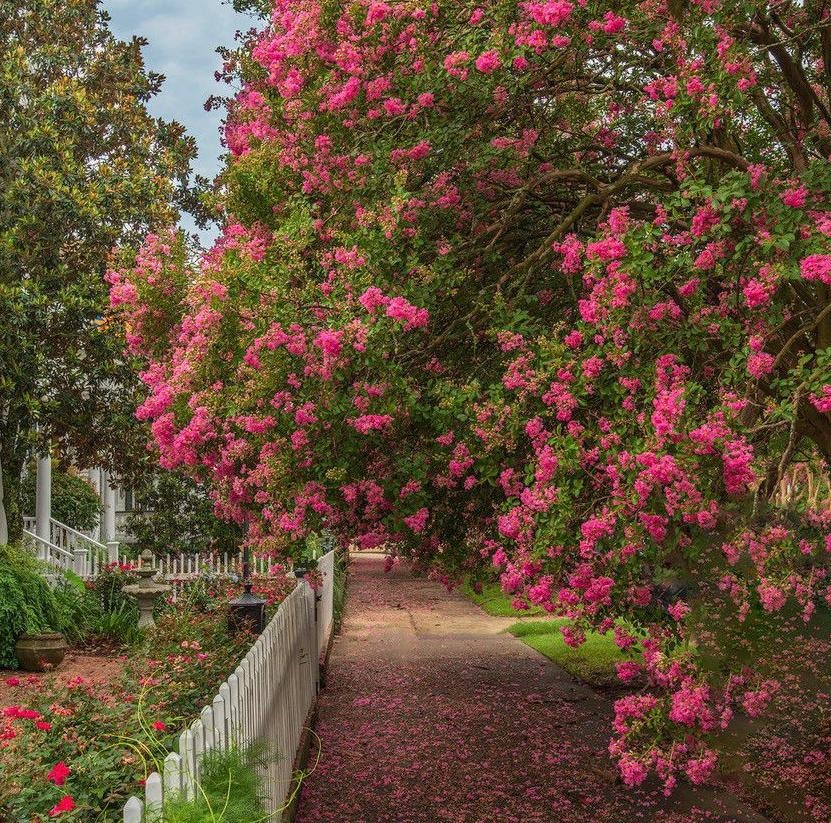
103 0 258 242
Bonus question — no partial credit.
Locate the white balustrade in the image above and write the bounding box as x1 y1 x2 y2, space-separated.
22 516 108 576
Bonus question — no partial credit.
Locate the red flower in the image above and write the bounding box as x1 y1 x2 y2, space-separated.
2 706 41 720
47 762 71 786
4 676 20 686
151 721 166 731
36 720 53 731
48 796 75 816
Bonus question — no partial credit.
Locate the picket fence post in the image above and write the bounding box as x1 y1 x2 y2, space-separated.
117 549 337 821
145 772 162 822
163 751 182 799
123 795 143 823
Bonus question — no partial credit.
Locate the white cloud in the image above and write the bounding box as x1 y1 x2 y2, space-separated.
103 0 257 242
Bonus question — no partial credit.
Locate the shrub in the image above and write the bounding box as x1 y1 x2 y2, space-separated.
20 464 101 531
124 470 243 557
89 600 142 647
107 0 831 791
51 572 102 645
163 745 269 823
0 544 60 667
93 562 139 614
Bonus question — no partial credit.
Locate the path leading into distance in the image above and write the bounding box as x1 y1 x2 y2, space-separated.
295 553 768 823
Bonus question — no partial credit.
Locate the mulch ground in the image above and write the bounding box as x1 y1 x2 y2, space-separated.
0 651 125 705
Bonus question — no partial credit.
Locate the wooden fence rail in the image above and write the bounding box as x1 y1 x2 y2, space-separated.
121 549 335 822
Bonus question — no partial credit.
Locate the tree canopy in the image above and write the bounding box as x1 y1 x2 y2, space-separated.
111 0 831 789
0 0 201 541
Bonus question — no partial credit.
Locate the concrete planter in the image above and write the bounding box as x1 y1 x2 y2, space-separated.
14 632 67 672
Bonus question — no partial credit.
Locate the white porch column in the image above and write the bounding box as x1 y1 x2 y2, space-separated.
86 469 101 541
36 451 51 541
100 469 116 544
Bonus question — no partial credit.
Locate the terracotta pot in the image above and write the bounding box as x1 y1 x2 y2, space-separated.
14 632 67 672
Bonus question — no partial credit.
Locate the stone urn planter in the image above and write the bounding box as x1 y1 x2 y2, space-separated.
15 632 67 672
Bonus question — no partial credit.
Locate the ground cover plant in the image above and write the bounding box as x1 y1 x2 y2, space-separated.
461 577 546 618
162 745 268 823
109 0 831 801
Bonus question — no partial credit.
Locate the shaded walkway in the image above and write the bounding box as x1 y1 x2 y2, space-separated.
296 554 768 823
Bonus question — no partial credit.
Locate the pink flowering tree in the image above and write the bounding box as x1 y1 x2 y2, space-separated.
110 0 831 791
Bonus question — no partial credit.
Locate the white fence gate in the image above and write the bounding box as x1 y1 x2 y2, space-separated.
122 550 337 822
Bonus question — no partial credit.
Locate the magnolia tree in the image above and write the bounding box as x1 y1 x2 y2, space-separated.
110 0 831 791
0 0 202 541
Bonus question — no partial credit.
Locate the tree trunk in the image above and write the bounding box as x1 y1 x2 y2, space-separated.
0 439 24 545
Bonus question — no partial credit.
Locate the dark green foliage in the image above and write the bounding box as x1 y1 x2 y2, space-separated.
0 0 201 543
300 529 337 564
51 571 102 645
0 544 60 667
94 563 139 614
88 600 141 647
163 745 269 823
125 470 242 556
20 464 102 530
89 564 140 644
332 550 347 631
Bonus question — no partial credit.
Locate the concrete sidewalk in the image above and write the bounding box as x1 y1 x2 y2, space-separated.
295 553 768 823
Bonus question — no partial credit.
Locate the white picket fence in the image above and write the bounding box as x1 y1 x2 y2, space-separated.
20 521 275 583
145 551 273 581
121 549 337 822
316 549 335 657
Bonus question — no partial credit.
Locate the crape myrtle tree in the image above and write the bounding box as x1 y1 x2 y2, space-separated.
110 0 831 790
0 0 203 541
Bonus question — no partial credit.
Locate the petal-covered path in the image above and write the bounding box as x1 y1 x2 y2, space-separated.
296 554 768 823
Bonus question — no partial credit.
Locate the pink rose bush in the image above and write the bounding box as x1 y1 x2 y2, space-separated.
109 0 831 792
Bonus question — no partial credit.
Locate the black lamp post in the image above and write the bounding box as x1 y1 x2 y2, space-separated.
228 534 266 635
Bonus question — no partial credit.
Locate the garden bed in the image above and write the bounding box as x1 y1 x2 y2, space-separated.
0 652 124 704
0 564 296 822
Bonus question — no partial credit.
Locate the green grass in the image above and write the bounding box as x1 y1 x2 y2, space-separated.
459 578 546 617
460 576 636 687
508 620 633 688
